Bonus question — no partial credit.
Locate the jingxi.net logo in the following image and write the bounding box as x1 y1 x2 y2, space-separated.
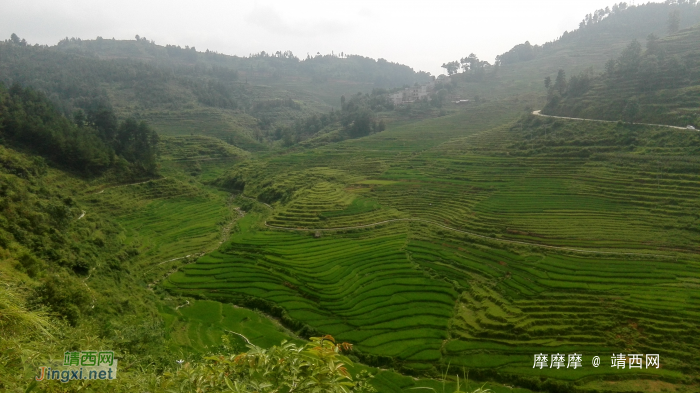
35 351 118 383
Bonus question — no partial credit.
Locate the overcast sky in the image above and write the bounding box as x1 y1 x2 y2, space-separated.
1 0 644 75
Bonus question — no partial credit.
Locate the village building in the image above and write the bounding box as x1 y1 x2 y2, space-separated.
391 82 436 106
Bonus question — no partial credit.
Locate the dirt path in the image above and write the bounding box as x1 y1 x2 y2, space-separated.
532 110 688 130
93 177 168 194
237 194 273 210
149 194 245 288
225 330 252 345
265 219 675 258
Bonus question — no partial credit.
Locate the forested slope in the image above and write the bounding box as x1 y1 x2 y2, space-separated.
0 35 430 150
542 24 700 127
447 1 700 101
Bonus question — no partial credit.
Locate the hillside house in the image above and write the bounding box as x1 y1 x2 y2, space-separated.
391 82 435 106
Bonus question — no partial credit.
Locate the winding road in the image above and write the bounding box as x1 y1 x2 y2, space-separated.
532 110 690 130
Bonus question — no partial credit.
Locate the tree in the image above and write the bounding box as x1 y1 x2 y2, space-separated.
460 53 480 72
73 110 86 127
638 56 660 91
441 61 460 76
115 118 159 173
544 76 551 89
567 72 592 97
646 33 661 57
604 59 616 76
667 10 680 34
345 108 374 138
622 98 640 123
617 40 642 75
554 69 567 95
86 105 118 144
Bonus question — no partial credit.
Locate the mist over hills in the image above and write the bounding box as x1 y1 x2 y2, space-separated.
542 24 700 127
449 1 700 100
0 35 432 150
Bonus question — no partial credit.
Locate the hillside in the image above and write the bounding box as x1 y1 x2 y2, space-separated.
169 103 700 391
445 1 700 102
541 24 700 127
2 2 700 393
0 36 431 150
0 127 530 393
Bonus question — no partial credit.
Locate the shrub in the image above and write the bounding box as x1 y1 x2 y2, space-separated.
165 335 377 393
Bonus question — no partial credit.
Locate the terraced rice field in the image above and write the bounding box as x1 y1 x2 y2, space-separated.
267 181 405 228
165 214 700 381
367 120 700 251
164 108 700 390
86 177 232 269
164 216 458 370
161 300 299 353
161 301 529 393
143 107 263 150
407 226 699 380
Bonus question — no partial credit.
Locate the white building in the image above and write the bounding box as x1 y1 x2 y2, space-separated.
391 83 435 106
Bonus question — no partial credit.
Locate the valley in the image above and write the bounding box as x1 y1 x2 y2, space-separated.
1 2 700 392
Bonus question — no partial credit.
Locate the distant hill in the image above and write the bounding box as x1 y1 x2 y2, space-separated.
497 1 700 66
0 36 430 150
448 1 700 101
52 38 431 88
541 24 700 127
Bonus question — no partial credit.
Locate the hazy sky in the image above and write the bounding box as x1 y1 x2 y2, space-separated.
2 0 642 75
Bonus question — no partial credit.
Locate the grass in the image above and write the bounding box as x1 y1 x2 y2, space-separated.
160 299 300 353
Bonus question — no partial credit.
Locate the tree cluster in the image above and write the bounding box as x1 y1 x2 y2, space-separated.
544 68 593 100
0 83 159 175
579 6 612 29
542 29 699 127
496 42 541 66
605 36 690 90
266 91 390 146
493 1 700 66
441 53 491 76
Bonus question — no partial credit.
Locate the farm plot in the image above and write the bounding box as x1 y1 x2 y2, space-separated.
267 181 405 228
368 119 700 251
406 224 700 381
86 176 232 271
161 301 530 393
187 107 700 388
164 220 458 368
116 195 230 266
160 299 299 353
